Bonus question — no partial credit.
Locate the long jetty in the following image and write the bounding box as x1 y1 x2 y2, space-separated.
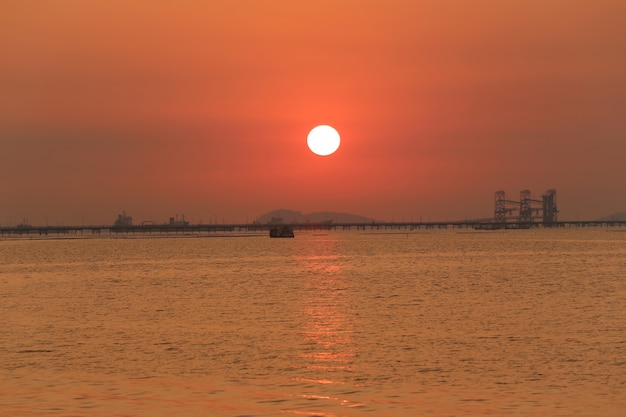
2 220 626 237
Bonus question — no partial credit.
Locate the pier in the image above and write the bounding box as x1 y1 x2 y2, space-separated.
1 219 626 237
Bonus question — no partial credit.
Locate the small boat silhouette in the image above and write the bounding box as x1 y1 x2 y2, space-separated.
269 226 294 238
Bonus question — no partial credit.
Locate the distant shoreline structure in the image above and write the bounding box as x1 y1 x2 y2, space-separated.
4 189 626 232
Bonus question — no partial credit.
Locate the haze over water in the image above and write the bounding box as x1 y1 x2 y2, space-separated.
1 229 625 416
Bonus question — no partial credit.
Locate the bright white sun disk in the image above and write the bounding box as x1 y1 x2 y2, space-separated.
307 125 340 156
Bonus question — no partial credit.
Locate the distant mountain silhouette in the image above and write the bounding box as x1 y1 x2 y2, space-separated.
257 209 376 224
597 212 626 221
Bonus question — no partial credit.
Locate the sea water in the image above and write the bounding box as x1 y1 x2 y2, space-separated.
1 229 625 416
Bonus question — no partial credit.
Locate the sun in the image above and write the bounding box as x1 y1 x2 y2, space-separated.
307 125 340 156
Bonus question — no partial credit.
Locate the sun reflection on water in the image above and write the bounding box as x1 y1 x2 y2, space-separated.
282 234 364 414
299 238 355 377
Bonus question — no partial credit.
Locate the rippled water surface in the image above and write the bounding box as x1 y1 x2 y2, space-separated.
1 229 625 416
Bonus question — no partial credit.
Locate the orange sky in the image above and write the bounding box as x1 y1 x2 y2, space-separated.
2 1 626 225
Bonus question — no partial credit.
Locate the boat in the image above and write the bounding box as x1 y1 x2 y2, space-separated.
269 226 294 238
113 211 133 227
168 214 189 226
16 219 32 229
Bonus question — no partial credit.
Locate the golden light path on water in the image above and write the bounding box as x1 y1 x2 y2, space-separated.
1 229 625 416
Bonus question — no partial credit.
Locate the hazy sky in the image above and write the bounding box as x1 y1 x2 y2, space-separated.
2 1 625 225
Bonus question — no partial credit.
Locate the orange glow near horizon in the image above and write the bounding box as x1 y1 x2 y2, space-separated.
1 1 626 224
